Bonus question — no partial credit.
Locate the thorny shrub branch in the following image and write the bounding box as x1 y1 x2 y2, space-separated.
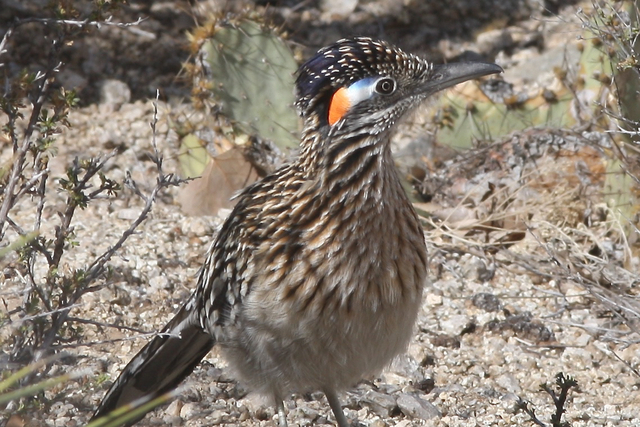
0 3 183 379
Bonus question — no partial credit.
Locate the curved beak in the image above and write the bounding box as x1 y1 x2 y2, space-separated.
423 62 503 94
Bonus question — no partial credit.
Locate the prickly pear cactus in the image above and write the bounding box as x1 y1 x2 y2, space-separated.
178 133 210 179
196 19 299 149
586 1 640 229
432 78 578 149
432 18 617 149
176 15 300 216
430 1 638 241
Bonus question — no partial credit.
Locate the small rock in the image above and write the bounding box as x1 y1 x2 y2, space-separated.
210 408 226 423
472 292 502 312
496 373 522 394
561 347 593 369
461 256 491 281
396 393 440 420
181 217 210 237
362 390 397 417
165 399 182 416
289 405 319 424
425 293 443 306
369 419 387 427
429 333 460 348
117 208 140 221
320 0 358 18
54 417 71 427
161 415 182 426
415 378 436 393
180 402 200 420
574 332 591 347
439 314 469 336
149 274 169 292
99 79 131 110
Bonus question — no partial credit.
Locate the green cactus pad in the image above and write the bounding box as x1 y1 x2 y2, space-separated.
199 20 299 149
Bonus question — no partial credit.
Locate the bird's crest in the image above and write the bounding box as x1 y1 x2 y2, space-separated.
294 37 428 123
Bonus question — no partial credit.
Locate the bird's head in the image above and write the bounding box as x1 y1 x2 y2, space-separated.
295 37 502 137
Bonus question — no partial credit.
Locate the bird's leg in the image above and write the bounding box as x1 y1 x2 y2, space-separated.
324 388 350 427
275 397 288 427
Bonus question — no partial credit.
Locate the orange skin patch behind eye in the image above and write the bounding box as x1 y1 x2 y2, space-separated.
328 87 351 125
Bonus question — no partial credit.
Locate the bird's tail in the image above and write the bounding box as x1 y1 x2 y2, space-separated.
92 303 215 425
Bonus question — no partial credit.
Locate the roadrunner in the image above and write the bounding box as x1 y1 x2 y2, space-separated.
92 37 502 426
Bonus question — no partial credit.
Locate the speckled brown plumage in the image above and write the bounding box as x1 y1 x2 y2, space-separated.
92 37 501 427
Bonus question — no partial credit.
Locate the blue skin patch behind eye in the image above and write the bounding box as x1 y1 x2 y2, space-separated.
345 77 381 107
348 77 379 91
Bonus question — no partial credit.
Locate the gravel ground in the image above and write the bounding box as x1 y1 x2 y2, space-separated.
2 1 640 426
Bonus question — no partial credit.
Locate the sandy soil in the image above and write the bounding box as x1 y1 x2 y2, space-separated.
2 1 639 426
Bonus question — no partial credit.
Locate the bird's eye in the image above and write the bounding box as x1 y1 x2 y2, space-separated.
375 78 396 95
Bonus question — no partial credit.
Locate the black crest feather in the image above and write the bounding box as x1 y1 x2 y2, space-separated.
294 37 427 118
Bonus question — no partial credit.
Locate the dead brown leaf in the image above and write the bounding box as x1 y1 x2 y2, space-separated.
6 415 25 427
177 146 259 216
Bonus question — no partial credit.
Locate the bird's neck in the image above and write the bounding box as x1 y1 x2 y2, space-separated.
295 124 405 208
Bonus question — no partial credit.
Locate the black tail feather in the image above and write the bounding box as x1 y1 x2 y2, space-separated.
92 305 215 425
